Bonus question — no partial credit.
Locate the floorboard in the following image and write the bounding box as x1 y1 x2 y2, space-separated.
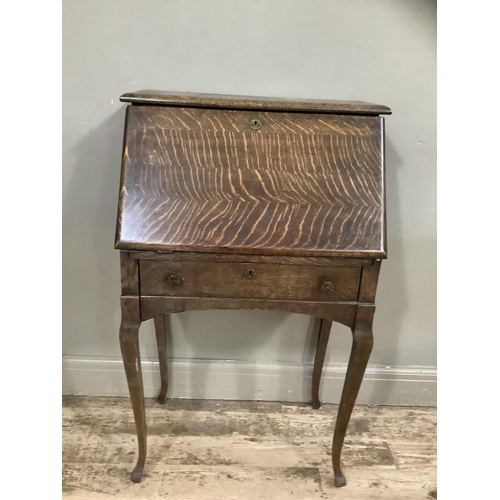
62 397 437 499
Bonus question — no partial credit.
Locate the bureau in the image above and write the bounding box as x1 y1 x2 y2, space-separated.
115 90 391 487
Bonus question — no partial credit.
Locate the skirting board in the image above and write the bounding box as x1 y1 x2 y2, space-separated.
62 356 436 407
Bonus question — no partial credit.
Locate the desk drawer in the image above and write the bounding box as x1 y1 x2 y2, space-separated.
139 260 361 302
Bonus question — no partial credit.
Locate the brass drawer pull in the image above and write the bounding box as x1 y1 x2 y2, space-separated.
244 269 256 280
250 119 261 130
166 274 183 288
321 281 334 293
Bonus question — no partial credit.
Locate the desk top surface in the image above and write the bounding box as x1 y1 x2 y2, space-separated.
115 96 388 259
120 90 392 116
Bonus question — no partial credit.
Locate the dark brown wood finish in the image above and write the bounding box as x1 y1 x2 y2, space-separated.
120 251 139 295
311 318 333 409
130 251 372 267
358 259 382 302
154 315 168 404
139 260 361 302
115 92 389 488
120 90 392 115
332 304 375 487
140 296 358 327
115 105 386 259
119 296 146 483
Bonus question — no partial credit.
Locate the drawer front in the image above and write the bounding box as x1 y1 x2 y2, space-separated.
139 260 361 302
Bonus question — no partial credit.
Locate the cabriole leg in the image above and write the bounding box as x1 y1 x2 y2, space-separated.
154 315 169 404
332 305 374 487
311 318 332 409
119 296 147 483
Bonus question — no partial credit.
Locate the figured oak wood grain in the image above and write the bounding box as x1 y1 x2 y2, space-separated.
139 260 361 302
115 105 386 258
115 94 390 487
120 90 392 115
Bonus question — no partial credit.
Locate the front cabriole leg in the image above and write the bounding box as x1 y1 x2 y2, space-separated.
119 296 147 483
331 304 374 487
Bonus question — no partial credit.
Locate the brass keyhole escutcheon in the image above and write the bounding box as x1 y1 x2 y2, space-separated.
244 269 256 280
321 281 334 293
166 274 183 288
250 119 261 130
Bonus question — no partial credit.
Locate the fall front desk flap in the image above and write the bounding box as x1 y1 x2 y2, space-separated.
115 91 391 259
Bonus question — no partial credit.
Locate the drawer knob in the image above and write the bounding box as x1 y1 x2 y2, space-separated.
321 281 334 293
244 269 257 280
166 274 183 288
250 119 261 130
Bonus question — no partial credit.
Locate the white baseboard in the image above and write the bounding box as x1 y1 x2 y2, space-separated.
62 355 436 407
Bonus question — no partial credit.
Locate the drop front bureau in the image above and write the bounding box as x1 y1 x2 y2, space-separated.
115 90 392 487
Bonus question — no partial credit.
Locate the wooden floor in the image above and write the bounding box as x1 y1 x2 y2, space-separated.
62 397 437 499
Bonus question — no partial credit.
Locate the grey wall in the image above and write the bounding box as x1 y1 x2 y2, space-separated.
63 0 436 404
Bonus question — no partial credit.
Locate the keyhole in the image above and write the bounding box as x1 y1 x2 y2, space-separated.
250 119 261 130
244 269 256 280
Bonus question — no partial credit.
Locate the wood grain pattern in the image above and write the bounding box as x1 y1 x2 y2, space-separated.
332 304 375 487
118 296 146 483
63 397 436 500
358 260 381 303
115 105 386 258
120 90 392 115
120 251 139 295
130 250 372 267
139 260 361 302
114 93 390 487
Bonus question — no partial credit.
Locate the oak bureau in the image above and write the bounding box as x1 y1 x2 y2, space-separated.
115 90 392 487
